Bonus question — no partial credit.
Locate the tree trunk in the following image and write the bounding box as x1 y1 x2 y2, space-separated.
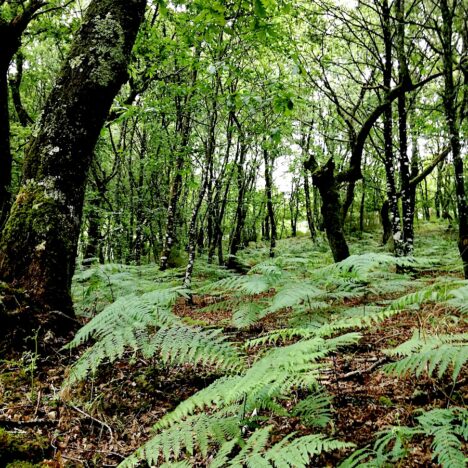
0 0 146 322
395 0 414 255
227 136 248 269
311 158 350 262
0 1 52 230
359 179 365 233
303 170 316 240
184 177 208 292
440 0 468 277
9 52 33 127
380 200 392 245
382 0 404 257
83 195 104 264
263 148 276 257
0 71 11 229
159 52 199 270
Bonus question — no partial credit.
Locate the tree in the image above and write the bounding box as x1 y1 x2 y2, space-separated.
0 0 146 330
437 0 468 278
0 0 56 228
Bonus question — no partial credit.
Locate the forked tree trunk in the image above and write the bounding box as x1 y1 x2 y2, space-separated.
311 158 350 262
0 0 146 322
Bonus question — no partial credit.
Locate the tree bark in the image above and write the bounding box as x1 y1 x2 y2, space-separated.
0 0 146 321
0 71 11 230
227 138 248 269
382 0 404 257
9 52 33 127
263 148 276 257
0 1 51 229
440 0 468 277
311 158 350 262
303 169 316 240
395 0 414 255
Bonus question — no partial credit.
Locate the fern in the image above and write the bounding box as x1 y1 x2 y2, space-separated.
418 408 468 467
120 332 360 466
232 301 267 328
292 389 332 428
222 429 353 467
341 407 467 468
121 412 242 467
143 325 244 371
447 283 468 314
383 331 468 382
266 281 326 314
207 274 273 295
260 433 353 467
64 287 245 386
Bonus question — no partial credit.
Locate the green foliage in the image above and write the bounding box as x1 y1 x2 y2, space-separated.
67 233 468 466
64 286 245 386
383 331 468 382
119 331 359 466
341 407 468 468
292 390 332 428
121 412 241 466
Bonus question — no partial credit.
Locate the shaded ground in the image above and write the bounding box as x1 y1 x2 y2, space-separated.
1 258 467 466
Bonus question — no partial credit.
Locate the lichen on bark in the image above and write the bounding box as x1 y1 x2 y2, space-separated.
0 0 147 330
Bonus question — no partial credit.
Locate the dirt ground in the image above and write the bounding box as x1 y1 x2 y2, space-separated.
0 295 466 467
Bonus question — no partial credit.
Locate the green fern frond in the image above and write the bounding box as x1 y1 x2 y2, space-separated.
261 433 354 467
66 287 186 349
144 325 245 372
155 332 361 430
383 332 468 381
249 262 285 281
418 408 468 468
447 283 468 314
208 274 272 294
327 253 436 278
266 282 326 314
292 389 332 428
342 407 467 468
228 426 272 466
120 412 242 467
64 286 244 386
232 302 267 328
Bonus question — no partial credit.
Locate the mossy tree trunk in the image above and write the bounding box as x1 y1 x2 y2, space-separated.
0 0 146 322
0 1 53 229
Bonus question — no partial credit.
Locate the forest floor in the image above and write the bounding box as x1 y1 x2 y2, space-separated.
0 225 467 467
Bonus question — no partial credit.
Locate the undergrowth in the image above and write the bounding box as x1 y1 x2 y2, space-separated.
65 228 467 466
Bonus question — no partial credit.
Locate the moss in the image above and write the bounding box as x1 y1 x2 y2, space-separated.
167 248 187 268
6 462 42 468
0 427 50 465
378 396 394 407
88 13 126 86
0 179 75 271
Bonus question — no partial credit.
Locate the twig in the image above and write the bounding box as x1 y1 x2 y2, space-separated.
340 357 388 379
0 418 53 427
33 389 42 417
68 403 114 442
